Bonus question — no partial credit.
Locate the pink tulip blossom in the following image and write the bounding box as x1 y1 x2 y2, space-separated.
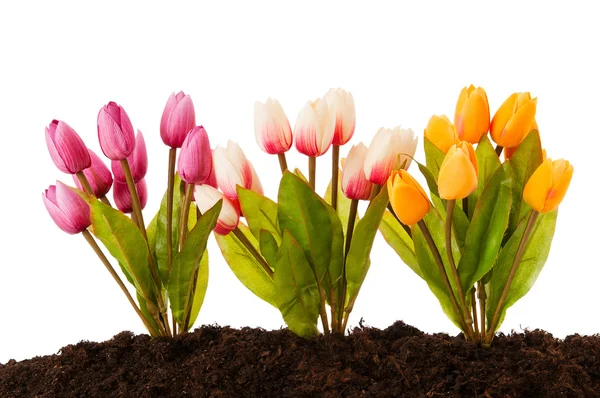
113 179 148 214
160 91 196 148
73 149 113 197
97 102 136 160
194 184 239 235
364 127 418 185
213 141 253 201
294 98 335 157
178 126 213 185
254 98 293 154
111 130 148 183
42 181 91 234
324 88 356 146
342 143 373 200
249 162 263 195
45 120 91 174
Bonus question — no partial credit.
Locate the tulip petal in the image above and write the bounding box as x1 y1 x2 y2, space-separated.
542 161 573 212
523 159 554 212
438 149 478 200
501 98 537 148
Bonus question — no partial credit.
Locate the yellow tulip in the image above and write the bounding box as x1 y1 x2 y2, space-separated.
523 158 573 213
438 142 478 200
491 92 538 148
454 85 490 144
387 170 431 225
424 115 459 153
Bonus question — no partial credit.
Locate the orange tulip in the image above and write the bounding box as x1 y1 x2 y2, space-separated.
454 85 490 144
424 115 459 153
387 170 431 225
523 158 573 213
491 92 538 149
438 142 478 200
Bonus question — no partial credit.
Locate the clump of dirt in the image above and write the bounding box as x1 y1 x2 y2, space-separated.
1 321 599 397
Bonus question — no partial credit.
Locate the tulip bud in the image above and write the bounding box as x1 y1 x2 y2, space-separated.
387 170 431 225
97 102 136 160
424 115 459 153
111 130 148 183
73 149 113 197
42 181 91 234
177 126 213 185
160 91 196 148
204 150 218 189
324 88 356 146
454 85 490 144
194 184 240 235
438 142 479 200
254 98 293 154
213 141 253 201
249 162 264 195
523 158 573 213
294 98 335 157
45 120 91 174
341 143 373 200
491 92 538 148
113 179 148 214
363 127 418 185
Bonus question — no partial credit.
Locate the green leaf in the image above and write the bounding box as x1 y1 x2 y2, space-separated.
277 171 344 308
417 161 440 197
324 171 355 237
458 163 512 293
136 292 160 336
156 173 185 286
215 222 277 307
379 211 420 278
186 251 209 329
293 168 308 183
431 195 468 251
146 211 159 260
487 210 557 332
238 187 280 243
168 201 221 325
467 135 501 219
259 229 279 269
274 231 321 339
424 137 446 179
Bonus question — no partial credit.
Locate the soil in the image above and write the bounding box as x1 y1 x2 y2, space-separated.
1 321 599 397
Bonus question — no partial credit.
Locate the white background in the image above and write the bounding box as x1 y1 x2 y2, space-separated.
1 1 598 363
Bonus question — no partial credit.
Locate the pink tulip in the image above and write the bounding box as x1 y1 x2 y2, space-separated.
177 126 213 185
364 127 418 185
254 98 293 154
249 162 263 195
160 91 196 148
194 184 239 235
97 102 136 160
213 141 253 201
113 179 148 214
342 143 373 200
73 149 113 197
294 98 335 157
324 88 356 146
42 181 91 234
111 130 148 183
45 120 91 174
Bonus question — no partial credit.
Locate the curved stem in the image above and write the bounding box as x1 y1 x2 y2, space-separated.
308 156 316 190
233 227 273 278
277 153 288 174
166 148 177 275
331 145 340 211
75 171 94 196
495 144 504 157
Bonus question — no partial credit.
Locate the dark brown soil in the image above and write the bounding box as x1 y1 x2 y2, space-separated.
1 321 599 397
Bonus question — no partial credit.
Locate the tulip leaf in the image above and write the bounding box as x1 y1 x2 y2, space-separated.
260 229 279 269
345 186 389 312
156 173 185 287
278 172 345 309
293 168 309 183
274 230 320 339
379 210 420 278
487 209 557 332
467 135 501 219
324 171 355 237
417 161 440 198
431 195 468 250
186 251 209 330
424 137 446 179
146 211 158 260
168 200 221 326
136 292 160 336
215 222 277 307
238 187 281 243
458 163 512 294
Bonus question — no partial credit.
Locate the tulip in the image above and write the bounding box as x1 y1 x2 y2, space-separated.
454 85 490 144
45 120 91 174
204 150 218 189
523 158 573 213
42 181 91 234
491 92 538 148
113 179 148 214
213 141 253 201
254 98 293 154
294 98 335 157
249 162 264 195
177 126 213 185
387 170 431 225
341 143 373 200
438 142 479 200
364 126 418 185
73 149 113 198
194 184 239 235
111 130 148 183
160 91 196 148
324 88 356 146
424 115 459 153
97 102 136 160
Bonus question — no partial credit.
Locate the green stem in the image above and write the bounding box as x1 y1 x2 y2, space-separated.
331 145 340 211
495 144 504 157
471 288 479 343
179 183 195 250
308 156 316 190
166 148 177 275
477 280 486 341
338 199 359 334
277 153 288 174
369 184 382 202
233 227 273 278
462 197 469 219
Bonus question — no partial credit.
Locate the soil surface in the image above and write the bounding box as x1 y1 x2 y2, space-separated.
1 321 599 397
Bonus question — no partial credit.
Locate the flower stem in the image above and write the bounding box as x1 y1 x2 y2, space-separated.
166 148 177 275
179 183 195 250
277 153 288 174
75 171 94 196
462 197 469 219
233 227 273 278
82 230 158 337
337 199 359 334
331 145 340 211
387 203 412 238
308 156 316 190
471 288 480 342
485 211 539 346
477 280 486 341
99 196 111 206
495 144 504 157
